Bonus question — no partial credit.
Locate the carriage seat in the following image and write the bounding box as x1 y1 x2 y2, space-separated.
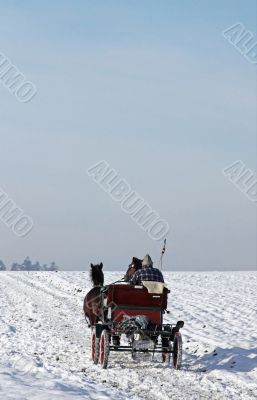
141 281 167 294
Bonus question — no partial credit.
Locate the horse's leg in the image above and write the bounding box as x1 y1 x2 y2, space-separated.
84 297 93 327
85 314 91 327
84 305 98 327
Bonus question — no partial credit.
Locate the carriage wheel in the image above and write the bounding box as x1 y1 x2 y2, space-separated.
99 329 110 369
91 327 100 364
172 332 182 369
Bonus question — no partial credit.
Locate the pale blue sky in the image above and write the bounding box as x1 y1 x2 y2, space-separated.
0 1 256 270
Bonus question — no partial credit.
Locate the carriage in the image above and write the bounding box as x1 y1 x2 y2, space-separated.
90 282 184 369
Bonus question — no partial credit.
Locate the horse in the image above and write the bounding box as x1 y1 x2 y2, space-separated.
123 257 142 282
83 263 104 327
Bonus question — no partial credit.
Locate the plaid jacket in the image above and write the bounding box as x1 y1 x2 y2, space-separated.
129 266 164 285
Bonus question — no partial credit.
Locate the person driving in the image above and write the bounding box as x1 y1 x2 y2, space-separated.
129 254 164 285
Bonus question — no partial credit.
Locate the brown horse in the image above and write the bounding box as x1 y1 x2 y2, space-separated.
83 263 104 327
123 257 142 282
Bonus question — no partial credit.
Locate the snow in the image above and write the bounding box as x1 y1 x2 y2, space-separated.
0 271 256 400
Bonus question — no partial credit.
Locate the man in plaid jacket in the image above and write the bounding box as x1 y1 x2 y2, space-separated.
129 254 164 285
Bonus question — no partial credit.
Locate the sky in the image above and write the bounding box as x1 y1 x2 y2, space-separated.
0 0 256 271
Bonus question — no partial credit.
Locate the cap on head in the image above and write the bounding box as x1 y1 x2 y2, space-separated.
142 254 153 267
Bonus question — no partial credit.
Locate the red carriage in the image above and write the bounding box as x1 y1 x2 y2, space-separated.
90 282 184 369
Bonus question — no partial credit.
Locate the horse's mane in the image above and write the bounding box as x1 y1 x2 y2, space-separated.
90 263 104 286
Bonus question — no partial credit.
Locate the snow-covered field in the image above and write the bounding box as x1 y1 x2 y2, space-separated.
0 271 256 400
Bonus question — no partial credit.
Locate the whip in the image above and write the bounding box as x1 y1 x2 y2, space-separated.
158 238 167 270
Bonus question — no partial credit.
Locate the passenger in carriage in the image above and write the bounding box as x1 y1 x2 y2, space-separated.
129 254 164 285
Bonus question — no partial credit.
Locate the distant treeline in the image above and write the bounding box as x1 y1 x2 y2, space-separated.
0 257 60 271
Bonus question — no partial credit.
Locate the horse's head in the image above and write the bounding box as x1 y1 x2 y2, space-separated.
124 257 142 281
90 262 104 287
